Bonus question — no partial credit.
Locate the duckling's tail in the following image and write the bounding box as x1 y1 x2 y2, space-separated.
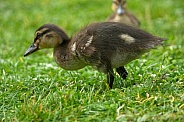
145 37 167 49
155 37 167 47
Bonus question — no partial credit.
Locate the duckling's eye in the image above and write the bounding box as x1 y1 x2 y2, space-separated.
122 1 126 5
36 33 42 38
113 1 119 5
34 33 42 41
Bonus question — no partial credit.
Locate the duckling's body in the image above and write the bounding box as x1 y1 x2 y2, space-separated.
24 22 166 88
108 0 140 27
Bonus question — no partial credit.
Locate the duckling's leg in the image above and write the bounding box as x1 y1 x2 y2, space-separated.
107 69 114 89
116 66 128 79
98 59 115 89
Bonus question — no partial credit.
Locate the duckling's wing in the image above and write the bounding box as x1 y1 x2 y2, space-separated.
71 22 166 66
125 11 141 27
91 22 165 50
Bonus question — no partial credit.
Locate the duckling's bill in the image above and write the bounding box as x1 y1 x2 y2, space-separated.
24 43 38 57
117 5 124 15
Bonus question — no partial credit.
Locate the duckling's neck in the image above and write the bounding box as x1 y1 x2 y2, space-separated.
53 41 86 70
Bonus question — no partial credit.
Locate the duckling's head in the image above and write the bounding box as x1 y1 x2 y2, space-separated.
24 24 69 57
112 0 126 15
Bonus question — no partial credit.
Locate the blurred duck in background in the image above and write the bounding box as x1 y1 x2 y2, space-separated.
107 0 140 27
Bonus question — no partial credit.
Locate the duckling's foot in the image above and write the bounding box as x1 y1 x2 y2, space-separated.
116 66 128 79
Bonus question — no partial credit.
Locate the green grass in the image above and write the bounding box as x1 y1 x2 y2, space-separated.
0 0 184 121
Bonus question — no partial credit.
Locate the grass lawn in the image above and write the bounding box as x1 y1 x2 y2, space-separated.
0 0 184 121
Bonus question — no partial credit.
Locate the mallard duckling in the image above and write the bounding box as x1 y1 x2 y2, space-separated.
24 22 166 88
107 0 140 27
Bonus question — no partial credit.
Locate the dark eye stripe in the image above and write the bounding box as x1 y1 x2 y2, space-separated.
42 29 52 36
34 29 52 41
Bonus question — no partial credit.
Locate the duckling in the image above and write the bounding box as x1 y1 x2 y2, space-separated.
107 0 140 27
24 22 166 89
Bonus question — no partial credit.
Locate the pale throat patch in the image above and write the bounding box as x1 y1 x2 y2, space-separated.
119 34 135 44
